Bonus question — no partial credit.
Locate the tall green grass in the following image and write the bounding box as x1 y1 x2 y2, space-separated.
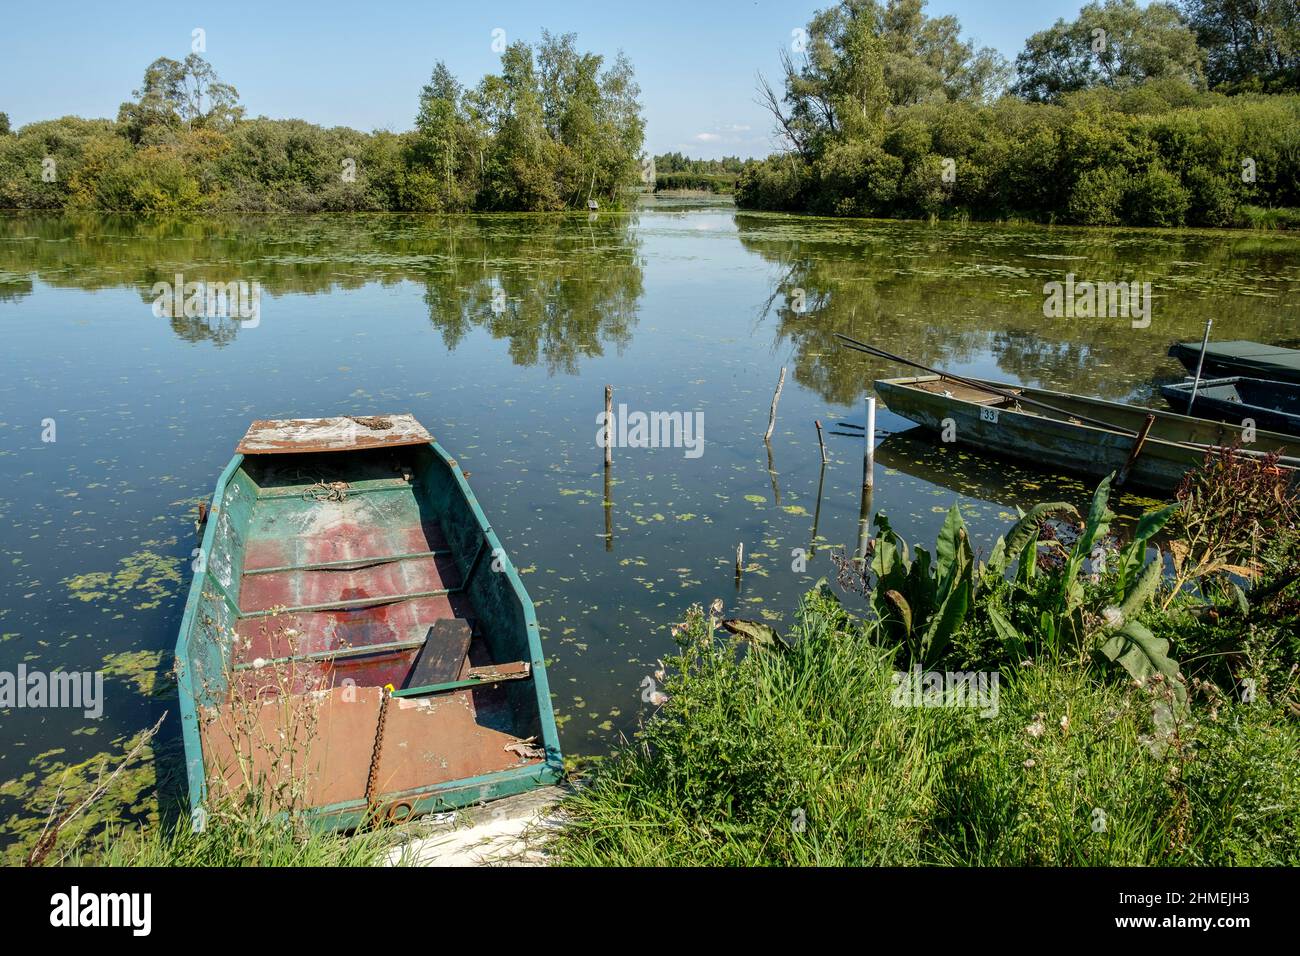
1236 205 1300 230
67 809 390 867
555 587 1299 866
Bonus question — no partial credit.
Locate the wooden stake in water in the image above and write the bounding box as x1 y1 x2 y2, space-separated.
810 461 826 557
603 458 613 552
1187 319 1213 416
735 542 744 588
764 367 786 442
814 419 829 464
856 472 873 563
604 384 613 466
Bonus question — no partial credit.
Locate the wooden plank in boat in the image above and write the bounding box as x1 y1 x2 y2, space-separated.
404 619 473 689
909 378 1017 406
236 414 433 454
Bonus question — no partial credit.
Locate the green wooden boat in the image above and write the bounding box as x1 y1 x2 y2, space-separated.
175 415 563 830
875 376 1300 494
1169 340 1300 385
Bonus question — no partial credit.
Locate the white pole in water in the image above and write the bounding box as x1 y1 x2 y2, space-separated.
1188 318 1213 415
864 396 876 489
856 396 878 563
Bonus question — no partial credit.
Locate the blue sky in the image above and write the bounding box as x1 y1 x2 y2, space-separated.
3 0 1102 158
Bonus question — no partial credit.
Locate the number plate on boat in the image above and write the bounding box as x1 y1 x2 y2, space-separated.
980 406 1000 424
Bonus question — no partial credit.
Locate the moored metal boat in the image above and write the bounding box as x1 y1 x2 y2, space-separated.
175 414 563 829
1160 376 1300 436
874 375 1300 494
1169 340 1300 385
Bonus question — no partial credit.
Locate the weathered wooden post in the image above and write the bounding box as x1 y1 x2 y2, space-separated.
810 461 826 557
603 461 613 552
603 384 613 550
604 384 613 466
764 367 786 442
815 419 829 464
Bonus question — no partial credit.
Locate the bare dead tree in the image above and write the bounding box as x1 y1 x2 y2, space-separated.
755 68 807 159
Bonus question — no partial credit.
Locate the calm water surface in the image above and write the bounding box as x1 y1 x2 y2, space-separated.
1 199 1297 853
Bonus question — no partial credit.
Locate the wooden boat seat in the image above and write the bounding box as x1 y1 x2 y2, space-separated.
405 619 473 687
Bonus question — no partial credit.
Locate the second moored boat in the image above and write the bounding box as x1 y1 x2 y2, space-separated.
873 375 1300 494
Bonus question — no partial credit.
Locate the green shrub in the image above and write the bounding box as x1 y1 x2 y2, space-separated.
734 155 811 211
1067 166 1127 224
808 140 902 216
1184 164 1240 225
1124 164 1191 225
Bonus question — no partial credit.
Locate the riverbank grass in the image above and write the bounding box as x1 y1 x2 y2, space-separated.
555 464 1300 867
556 588 1298 866
67 805 391 867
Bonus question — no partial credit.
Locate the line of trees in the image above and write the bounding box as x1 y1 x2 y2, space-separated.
737 0 1300 227
0 32 645 213
651 153 743 193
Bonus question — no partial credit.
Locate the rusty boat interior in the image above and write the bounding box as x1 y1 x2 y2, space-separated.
175 415 562 827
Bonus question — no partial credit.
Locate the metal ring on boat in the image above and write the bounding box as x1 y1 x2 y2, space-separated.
385 800 414 824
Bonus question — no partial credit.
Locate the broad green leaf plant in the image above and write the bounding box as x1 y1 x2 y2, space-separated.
873 473 1188 705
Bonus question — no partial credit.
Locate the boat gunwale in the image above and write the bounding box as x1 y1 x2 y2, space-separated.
1161 374 1300 394
175 452 245 815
